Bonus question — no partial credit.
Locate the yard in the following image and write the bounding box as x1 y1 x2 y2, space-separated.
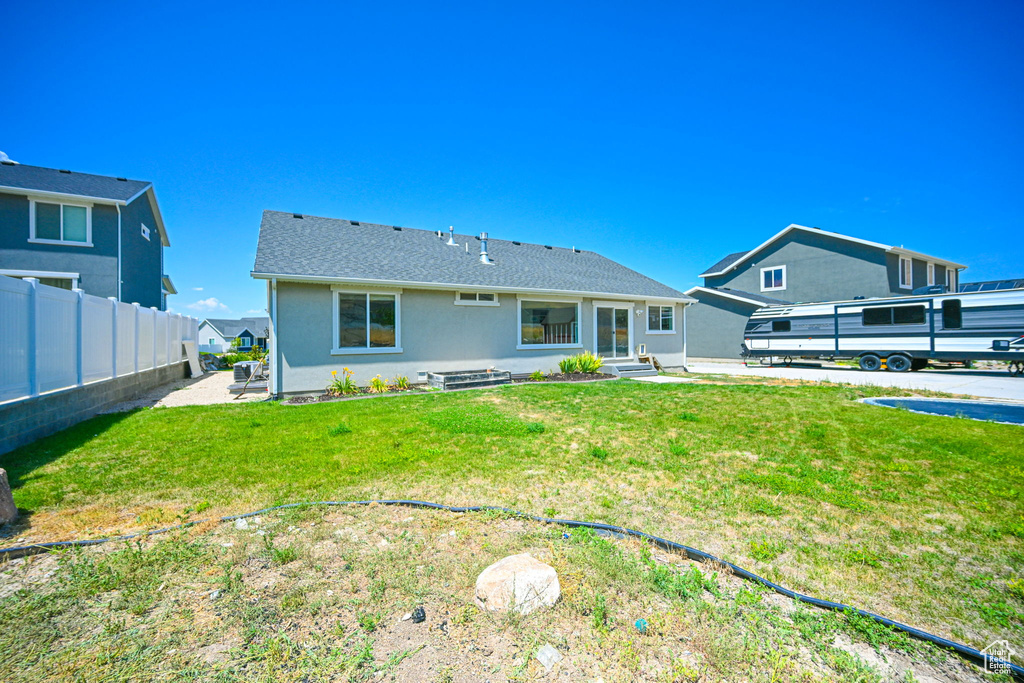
1 380 1022 681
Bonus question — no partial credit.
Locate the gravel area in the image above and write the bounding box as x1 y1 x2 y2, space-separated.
102 371 268 412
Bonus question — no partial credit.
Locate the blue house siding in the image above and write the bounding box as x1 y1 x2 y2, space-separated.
119 193 164 309
0 188 167 309
0 192 120 298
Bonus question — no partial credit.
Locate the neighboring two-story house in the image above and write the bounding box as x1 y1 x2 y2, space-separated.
685 224 967 358
198 317 270 353
0 161 175 310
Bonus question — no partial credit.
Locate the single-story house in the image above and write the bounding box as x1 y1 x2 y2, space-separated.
251 211 695 395
198 317 270 353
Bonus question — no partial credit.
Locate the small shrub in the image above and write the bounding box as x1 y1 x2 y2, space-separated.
368 375 389 393
326 368 358 396
589 445 609 460
328 423 352 436
392 375 411 390
526 422 545 434
529 370 546 381
272 546 299 565
558 351 605 374
221 353 250 367
543 507 557 518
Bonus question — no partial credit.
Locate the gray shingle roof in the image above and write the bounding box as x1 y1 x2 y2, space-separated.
0 163 151 203
252 211 689 299
204 317 270 340
699 251 749 277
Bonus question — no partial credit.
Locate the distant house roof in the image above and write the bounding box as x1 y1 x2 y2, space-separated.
252 210 691 301
684 286 792 307
699 224 966 278
202 317 270 340
0 162 170 247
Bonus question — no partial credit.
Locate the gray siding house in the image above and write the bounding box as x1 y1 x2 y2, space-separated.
252 210 694 395
685 224 966 358
199 317 270 353
0 161 175 310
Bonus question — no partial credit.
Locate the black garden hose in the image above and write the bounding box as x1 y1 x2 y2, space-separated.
1 499 1021 679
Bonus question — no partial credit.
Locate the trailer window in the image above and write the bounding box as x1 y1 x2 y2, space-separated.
942 299 962 329
893 305 926 325
772 320 791 332
863 305 926 326
863 307 892 326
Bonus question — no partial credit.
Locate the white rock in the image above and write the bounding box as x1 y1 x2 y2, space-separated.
234 518 250 530
475 553 560 615
536 643 563 672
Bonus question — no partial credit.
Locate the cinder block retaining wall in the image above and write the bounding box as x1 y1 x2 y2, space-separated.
0 361 190 457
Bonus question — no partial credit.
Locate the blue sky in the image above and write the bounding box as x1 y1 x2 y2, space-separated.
3 1 1021 318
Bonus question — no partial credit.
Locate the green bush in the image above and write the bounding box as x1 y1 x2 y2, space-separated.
221 353 251 367
558 351 605 374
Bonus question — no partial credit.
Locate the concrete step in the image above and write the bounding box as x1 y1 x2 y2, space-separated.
427 370 512 390
607 363 658 378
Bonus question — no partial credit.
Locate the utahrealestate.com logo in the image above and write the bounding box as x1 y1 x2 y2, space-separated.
981 640 1016 675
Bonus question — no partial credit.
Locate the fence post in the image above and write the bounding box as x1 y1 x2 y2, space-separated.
26 278 39 398
74 288 85 387
133 303 141 373
151 307 159 370
109 297 119 378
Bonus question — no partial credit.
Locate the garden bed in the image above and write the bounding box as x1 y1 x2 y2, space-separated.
513 372 618 383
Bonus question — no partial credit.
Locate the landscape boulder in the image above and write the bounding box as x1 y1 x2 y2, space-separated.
475 553 560 614
0 469 17 525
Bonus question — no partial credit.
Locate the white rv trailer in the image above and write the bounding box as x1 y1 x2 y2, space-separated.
741 287 1024 373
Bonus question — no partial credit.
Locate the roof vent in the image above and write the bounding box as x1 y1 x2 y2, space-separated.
573 247 580 253
0 160 15 166
446 226 458 246
293 213 303 219
479 232 493 265
544 245 553 250
392 226 402 231
116 177 127 181
59 169 71 174
350 221 360 226
512 241 521 245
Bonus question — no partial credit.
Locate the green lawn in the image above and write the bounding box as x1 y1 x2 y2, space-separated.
1 380 1022 679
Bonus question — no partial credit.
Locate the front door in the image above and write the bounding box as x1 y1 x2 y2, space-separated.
596 306 631 359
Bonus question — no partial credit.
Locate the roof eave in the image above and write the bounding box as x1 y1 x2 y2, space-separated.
251 271 695 303
0 184 126 205
684 286 776 307
886 247 967 270
139 186 171 247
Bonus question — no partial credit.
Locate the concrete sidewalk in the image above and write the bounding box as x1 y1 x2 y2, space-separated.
687 361 1024 401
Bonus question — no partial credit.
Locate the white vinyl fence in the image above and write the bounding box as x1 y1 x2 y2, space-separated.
0 275 198 404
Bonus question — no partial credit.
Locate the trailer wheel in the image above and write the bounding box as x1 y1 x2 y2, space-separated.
887 354 912 372
858 354 882 372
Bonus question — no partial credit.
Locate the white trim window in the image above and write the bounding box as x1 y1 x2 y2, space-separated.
141 223 151 241
0 269 80 290
927 263 935 286
518 298 581 350
454 291 499 306
332 290 402 354
760 265 786 292
899 257 912 289
646 304 675 333
238 336 252 347
946 268 958 292
29 199 93 246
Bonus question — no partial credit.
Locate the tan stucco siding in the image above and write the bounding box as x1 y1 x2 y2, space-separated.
273 281 685 392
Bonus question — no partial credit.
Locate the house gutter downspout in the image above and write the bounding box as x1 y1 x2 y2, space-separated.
682 301 689 372
270 278 280 397
116 204 122 301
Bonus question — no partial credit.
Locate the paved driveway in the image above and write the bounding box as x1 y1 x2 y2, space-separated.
687 361 1024 401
